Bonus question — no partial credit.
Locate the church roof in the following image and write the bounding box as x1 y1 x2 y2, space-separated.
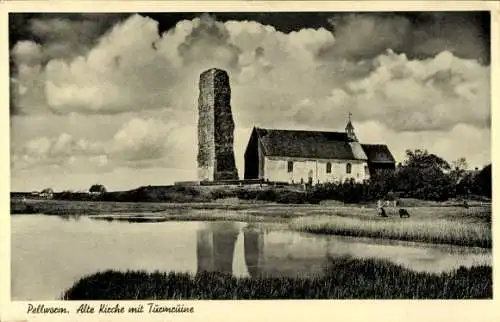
252 127 368 161
361 144 396 163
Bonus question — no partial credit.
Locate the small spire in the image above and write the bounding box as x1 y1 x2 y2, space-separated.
345 112 354 130
345 112 358 142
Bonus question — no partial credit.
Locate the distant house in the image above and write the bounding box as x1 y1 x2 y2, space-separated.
244 117 395 185
39 188 54 199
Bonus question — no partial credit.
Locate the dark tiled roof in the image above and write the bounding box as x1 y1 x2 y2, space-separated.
254 128 368 161
361 144 396 163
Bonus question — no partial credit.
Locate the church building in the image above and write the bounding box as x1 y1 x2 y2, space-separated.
244 116 396 185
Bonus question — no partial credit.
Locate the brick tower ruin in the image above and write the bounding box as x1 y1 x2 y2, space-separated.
197 68 239 181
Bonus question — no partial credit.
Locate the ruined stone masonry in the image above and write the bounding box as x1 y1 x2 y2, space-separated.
197 68 239 181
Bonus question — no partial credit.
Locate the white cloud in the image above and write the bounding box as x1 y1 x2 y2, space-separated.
12 41 43 66
108 117 177 161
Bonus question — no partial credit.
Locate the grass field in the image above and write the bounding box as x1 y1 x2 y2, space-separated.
62 256 492 300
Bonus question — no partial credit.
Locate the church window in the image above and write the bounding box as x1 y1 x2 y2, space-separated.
346 163 352 174
365 165 370 176
287 161 293 173
326 162 332 173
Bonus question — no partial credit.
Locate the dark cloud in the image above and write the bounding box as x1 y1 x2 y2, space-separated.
9 13 130 62
10 12 489 61
319 12 490 64
325 13 413 61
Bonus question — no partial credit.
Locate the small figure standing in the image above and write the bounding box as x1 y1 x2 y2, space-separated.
377 200 387 217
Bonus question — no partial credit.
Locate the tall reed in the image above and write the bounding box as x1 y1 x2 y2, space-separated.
62 257 491 300
290 215 491 248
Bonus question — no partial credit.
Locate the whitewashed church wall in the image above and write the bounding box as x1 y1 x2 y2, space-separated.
316 159 369 183
263 156 369 184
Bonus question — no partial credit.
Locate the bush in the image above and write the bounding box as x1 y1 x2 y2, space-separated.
210 188 238 200
308 181 377 204
256 189 277 201
276 190 307 204
236 188 260 200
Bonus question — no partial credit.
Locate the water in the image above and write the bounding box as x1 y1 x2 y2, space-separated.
11 214 491 300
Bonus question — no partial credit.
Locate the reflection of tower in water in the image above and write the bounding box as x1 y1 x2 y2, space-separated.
243 228 264 277
196 222 241 274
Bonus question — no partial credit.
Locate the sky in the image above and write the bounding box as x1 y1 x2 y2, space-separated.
9 12 491 192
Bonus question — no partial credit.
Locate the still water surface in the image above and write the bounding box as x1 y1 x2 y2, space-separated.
11 214 491 300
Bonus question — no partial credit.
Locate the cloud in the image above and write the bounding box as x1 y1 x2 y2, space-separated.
355 121 491 169
410 12 490 64
268 49 489 132
332 50 490 131
12 41 43 66
107 118 177 162
27 13 130 62
11 116 192 173
15 14 337 116
324 12 489 64
326 14 412 60
12 132 105 171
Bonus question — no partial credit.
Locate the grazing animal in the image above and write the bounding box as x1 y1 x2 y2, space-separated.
380 207 388 217
399 208 410 218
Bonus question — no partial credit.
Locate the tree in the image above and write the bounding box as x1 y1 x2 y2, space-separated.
395 149 454 201
450 157 469 183
89 184 107 194
404 149 451 171
451 157 468 172
474 164 491 198
368 169 396 199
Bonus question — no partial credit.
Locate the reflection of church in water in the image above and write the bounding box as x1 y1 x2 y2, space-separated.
196 222 330 278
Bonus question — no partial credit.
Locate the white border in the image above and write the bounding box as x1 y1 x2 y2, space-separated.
1 1 498 321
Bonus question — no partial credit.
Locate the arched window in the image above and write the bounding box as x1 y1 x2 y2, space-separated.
287 161 293 173
364 165 370 176
326 162 332 173
346 163 352 174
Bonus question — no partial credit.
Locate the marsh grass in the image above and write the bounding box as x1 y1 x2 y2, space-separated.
290 215 491 248
62 257 491 300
